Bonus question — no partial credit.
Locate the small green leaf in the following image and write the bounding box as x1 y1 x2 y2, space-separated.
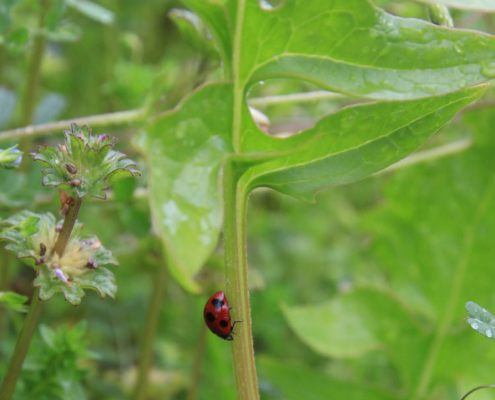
466 301 495 339
0 291 28 312
31 123 140 199
0 211 52 267
66 0 115 25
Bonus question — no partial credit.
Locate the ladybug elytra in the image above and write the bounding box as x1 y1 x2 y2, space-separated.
203 291 241 340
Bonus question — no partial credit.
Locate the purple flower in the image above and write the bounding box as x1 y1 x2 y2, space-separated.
10 148 22 167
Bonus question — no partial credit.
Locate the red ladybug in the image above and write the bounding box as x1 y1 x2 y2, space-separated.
203 291 241 340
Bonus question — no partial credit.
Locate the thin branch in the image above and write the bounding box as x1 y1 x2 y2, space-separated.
0 109 145 142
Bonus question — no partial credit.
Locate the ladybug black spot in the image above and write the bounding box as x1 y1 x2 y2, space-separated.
211 298 225 310
206 312 215 322
219 320 229 328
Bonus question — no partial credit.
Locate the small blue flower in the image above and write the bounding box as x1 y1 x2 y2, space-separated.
10 148 22 167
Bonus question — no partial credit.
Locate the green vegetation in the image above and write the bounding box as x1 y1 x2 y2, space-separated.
0 1 494 399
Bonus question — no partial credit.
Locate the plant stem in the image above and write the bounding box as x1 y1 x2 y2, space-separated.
132 260 167 400
0 287 43 400
0 252 11 341
0 195 83 399
223 160 259 400
19 0 49 154
0 108 146 142
187 322 207 400
53 197 82 257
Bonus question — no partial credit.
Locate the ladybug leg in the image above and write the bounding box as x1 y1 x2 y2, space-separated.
231 320 243 334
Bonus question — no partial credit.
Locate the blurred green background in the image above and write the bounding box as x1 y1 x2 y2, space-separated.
1 0 495 399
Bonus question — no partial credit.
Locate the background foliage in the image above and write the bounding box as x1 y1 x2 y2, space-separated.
0 0 494 399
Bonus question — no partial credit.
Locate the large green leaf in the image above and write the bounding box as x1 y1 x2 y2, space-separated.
190 0 495 100
134 85 233 292
282 107 495 398
244 86 486 200
140 0 493 292
257 357 398 400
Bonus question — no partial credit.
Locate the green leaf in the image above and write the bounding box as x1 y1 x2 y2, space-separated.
31 123 140 199
280 108 495 396
0 291 28 312
44 22 81 42
0 211 53 268
34 265 117 306
65 0 114 25
281 289 421 359
416 0 495 12
257 357 398 400
181 0 233 76
235 0 495 100
466 301 495 340
135 84 233 292
244 86 486 201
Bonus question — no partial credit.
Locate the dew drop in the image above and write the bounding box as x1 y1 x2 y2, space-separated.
453 43 463 54
487 329 493 338
471 322 479 330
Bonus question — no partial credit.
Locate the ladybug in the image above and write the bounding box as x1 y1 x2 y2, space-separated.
203 291 241 340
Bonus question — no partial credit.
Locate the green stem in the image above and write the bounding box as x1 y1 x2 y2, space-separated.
0 251 11 341
0 287 43 400
0 195 83 399
187 322 207 400
223 160 259 400
132 261 167 400
53 197 82 257
19 0 49 155
0 108 146 142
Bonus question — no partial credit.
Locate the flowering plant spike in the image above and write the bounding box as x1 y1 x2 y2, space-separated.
0 211 118 306
30 123 141 199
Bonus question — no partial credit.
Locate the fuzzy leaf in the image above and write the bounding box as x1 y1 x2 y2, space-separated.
0 211 55 268
31 123 140 199
34 265 117 306
466 301 495 339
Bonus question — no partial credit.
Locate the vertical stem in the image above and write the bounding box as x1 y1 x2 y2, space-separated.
0 288 43 400
187 322 207 400
0 196 82 400
21 0 48 127
0 252 12 340
132 262 167 400
53 197 82 257
223 160 259 400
